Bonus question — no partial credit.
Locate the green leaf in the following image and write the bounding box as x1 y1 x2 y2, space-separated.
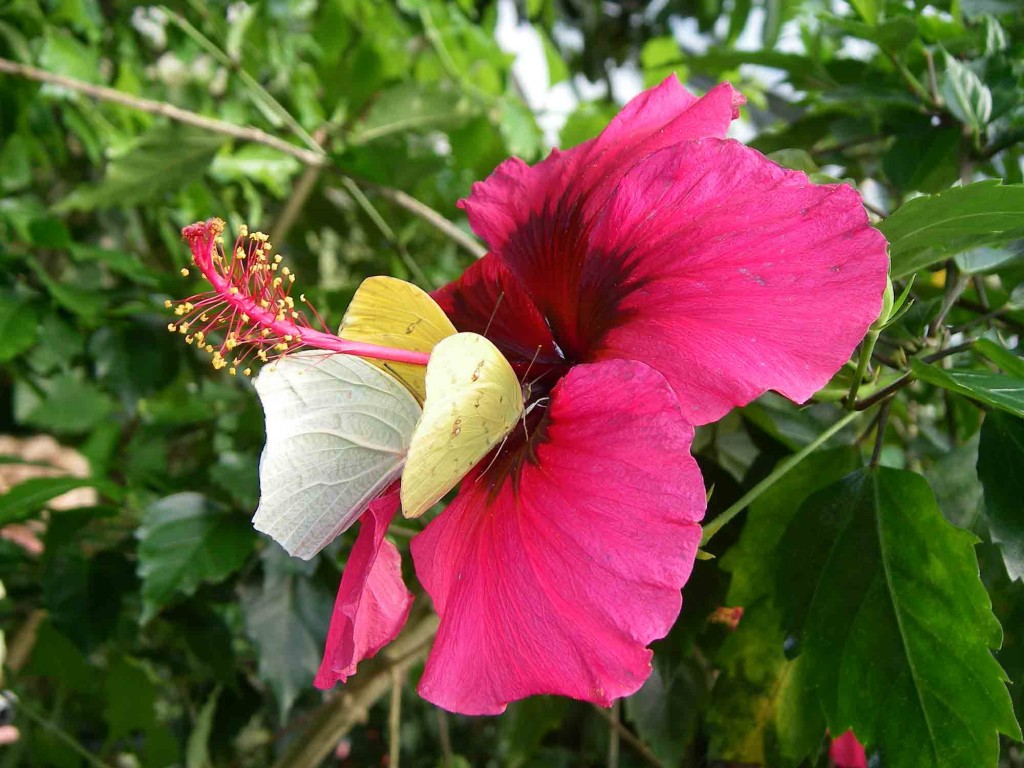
57 125 225 211
777 468 1020 766
941 52 992 134
210 145 302 198
136 493 255 623
848 0 879 25
499 99 544 162
0 476 103 525
977 412 1024 581
19 374 116 434
0 293 39 362
880 181 1024 278
242 545 332 717
911 359 1024 418
105 655 158 741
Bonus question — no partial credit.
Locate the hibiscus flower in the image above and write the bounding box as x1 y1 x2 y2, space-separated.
312 76 889 715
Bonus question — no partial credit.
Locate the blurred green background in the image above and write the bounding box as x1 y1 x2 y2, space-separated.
0 0 1022 766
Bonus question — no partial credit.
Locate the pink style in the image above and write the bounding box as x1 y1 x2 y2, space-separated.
312 75 890 715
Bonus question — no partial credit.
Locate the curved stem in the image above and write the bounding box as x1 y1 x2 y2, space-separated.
845 329 880 408
701 410 861 545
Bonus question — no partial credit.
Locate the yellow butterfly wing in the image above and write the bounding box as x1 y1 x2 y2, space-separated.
338 276 456 402
401 332 524 519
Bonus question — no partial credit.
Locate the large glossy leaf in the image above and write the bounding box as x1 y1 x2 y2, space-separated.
977 412 1024 581
136 493 256 623
911 359 1024 418
776 468 1020 767
242 545 332 717
880 181 1024 278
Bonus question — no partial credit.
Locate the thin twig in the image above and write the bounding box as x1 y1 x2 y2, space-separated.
607 700 621 768
590 705 662 768
0 57 487 259
16 698 115 768
270 613 438 768
870 399 892 468
270 126 330 245
435 708 454 766
389 668 403 768
854 340 977 411
0 57 328 166
357 180 488 259
338 179 432 286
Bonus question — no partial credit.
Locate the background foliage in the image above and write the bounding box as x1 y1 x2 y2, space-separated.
0 0 1023 766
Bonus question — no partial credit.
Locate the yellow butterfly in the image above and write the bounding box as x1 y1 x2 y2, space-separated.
401 332 525 519
338 276 456 403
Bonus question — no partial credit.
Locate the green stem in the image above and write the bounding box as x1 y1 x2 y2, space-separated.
845 329 880 408
701 410 861 545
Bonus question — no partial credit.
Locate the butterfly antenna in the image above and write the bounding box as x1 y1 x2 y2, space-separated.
477 434 510 482
482 291 505 338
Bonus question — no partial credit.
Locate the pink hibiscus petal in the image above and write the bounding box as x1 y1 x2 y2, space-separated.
830 730 868 768
315 485 413 688
590 139 888 423
459 77 741 259
411 359 705 715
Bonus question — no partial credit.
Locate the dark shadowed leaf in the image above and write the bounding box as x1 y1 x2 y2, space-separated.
0 293 39 362
242 544 332 717
136 493 255 623
977 411 1024 581
708 448 859 765
777 468 1020 767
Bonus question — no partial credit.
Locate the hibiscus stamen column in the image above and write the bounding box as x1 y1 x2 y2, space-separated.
169 218 432 373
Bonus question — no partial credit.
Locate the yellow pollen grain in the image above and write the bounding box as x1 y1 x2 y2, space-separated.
241 314 250 323
243 368 252 376
167 323 177 332
229 367 237 376
238 224 249 237
281 267 290 276
180 268 190 277
288 274 295 283
164 299 172 308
